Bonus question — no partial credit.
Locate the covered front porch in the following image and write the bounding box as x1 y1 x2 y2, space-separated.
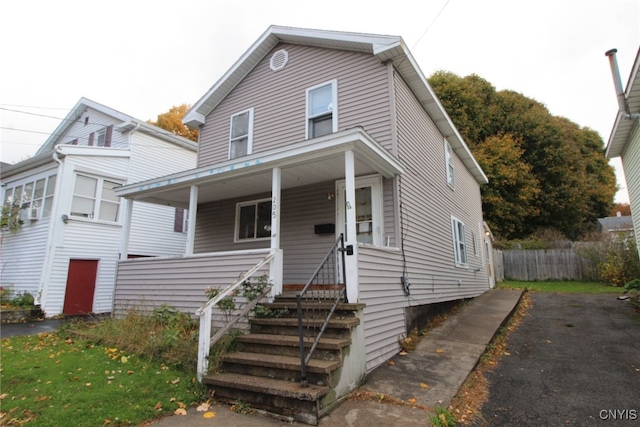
113 128 404 312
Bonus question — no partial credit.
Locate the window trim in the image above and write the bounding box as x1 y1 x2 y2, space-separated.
445 139 455 188
451 216 468 267
70 173 122 223
305 79 338 139
234 197 272 242
3 175 57 220
228 108 254 160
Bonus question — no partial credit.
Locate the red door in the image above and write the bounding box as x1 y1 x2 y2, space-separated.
63 259 98 315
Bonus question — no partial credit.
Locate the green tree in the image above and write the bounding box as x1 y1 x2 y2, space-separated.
428 72 617 240
474 134 540 239
147 104 199 142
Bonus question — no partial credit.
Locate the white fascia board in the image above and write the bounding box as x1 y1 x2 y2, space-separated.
56 145 130 158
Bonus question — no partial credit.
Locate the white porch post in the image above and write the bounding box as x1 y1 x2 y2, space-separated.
119 198 133 260
185 185 198 256
270 167 283 297
344 150 359 303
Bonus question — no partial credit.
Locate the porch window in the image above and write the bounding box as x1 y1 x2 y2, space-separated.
451 216 468 267
70 174 121 222
2 174 57 219
229 108 254 159
306 80 337 139
235 198 272 241
445 139 455 188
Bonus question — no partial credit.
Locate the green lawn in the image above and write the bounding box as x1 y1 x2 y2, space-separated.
498 280 624 294
0 332 203 426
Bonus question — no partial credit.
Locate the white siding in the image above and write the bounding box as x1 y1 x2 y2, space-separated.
58 107 128 149
0 165 59 300
622 124 640 255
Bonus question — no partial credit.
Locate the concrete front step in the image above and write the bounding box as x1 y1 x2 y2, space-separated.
203 372 329 425
236 333 350 359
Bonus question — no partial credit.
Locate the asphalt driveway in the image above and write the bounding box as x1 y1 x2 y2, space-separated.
471 293 640 426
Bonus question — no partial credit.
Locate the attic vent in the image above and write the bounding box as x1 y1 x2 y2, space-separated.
270 49 289 72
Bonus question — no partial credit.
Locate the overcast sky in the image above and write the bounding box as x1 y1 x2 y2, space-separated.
1 0 637 203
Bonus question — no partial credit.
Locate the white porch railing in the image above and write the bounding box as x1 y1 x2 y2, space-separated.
195 251 277 381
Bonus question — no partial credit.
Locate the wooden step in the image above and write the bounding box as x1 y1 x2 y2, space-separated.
203 372 329 401
236 333 350 359
250 316 359 329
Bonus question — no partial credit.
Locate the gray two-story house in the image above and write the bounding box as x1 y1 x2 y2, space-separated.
112 26 493 423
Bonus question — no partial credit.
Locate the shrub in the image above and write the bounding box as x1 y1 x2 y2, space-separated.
10 291 35 307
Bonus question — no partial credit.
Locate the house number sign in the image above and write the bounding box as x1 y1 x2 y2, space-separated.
272 197 277 218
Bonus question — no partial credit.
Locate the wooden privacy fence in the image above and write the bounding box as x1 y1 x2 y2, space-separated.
495 248 598 281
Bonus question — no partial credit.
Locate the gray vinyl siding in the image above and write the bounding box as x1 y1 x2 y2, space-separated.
622 124 640 255
392 71 489 300
194 181 337 284
198 43 392 167
114 250 270 317
358 246 406 372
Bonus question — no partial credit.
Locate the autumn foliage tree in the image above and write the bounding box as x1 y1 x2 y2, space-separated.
429 71 617 240
147 104 198 142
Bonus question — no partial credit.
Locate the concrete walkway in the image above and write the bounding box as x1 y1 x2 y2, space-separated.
149 288 523 426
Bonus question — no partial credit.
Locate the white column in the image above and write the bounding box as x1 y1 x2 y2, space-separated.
185 185 198 256
270 168 283 297
119 199 134 260
344 150 359 303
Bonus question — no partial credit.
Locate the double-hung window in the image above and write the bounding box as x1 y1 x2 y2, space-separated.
306 80 337 139
445 139 455 188
451 216 468 267
71 174 121 222
229 108 254 159
235 198 272 241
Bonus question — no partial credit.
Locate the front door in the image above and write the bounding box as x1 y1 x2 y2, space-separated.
336 175 383 246
63 259 98 315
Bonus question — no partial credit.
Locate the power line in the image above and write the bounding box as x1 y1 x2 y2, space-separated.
0 103 70 111
412 0 451 51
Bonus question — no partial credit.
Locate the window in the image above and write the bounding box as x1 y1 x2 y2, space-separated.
70 174 121 222
452 217 467 267
96 125 113 147
306 80 337 139
445 139 455 188
3 175 57 219
96 130 106 147
174 208 188 233
235 199 272 241
229 109 254 159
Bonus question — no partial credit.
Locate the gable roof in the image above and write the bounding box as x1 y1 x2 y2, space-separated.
597 215 635 232
183 25 487 184
606 47 640 158
35 97 197 155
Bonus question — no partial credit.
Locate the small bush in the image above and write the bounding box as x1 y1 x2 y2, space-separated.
430 406 457 426
11 291 35 307
0 286 14 304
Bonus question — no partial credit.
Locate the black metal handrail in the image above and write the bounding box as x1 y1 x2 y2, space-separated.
297 234 347 387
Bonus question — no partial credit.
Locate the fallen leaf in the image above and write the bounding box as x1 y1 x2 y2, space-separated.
196 402 211 412
85 383 92 387
408 398 417 404
127 371 134 375
0 393 7 399
388 360 395 366
504 351 511 356
155 402 162 410
174 408 187 416
399 351 408 356
203 412 216 418
121 356 128 363
420 383 429 389
436 348 444 353
176 401 186 409
171 378 180 384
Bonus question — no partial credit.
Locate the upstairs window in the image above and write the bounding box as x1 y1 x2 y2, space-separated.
235 198 272 241
96 125 113 147
306 80 337 139
445 139 455 188
451 216 467 267
71 174 121 222
229 108 254 159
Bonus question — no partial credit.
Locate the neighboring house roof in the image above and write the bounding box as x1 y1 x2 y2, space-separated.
35 97 197 156
597 215 635 232
606 47 640 158
182 25 488 185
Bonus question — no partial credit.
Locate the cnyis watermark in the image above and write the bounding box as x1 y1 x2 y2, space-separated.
599 409 638 421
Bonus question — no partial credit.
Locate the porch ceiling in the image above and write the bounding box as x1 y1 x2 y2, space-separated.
116 128 404 209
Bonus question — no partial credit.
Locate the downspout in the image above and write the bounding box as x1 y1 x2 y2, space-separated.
37 147 65 309
606 49 640 120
